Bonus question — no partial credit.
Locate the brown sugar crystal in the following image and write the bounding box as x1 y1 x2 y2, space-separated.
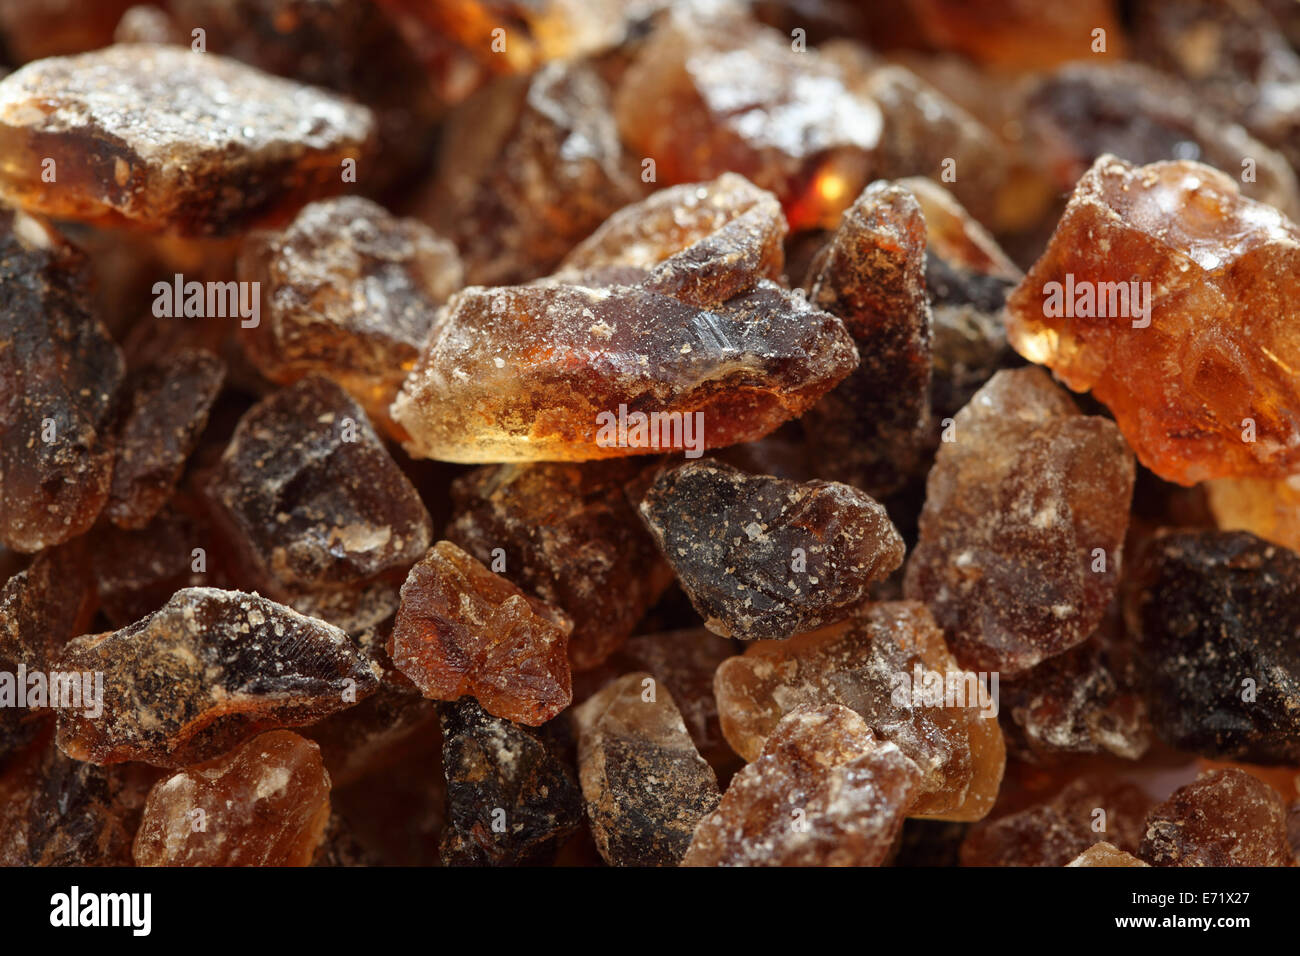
0 44 374 236
237 197 462 437
1205 475 1300 553
573 672 720 866
962 775 1151 866
133 730 332 866
446 460 673 670
388 541 574 726
1138 769 1293 867
683 705 920 867
55 587 380 768
614 8 881 231
0 207 123 552
1065 842 1149 867
104 349 226 529
203 375 432 633
391 276 857 464
1006 155 1300 486
714 601 1004 821
637 460 904 640
903 366 1135 675
799 180 933 495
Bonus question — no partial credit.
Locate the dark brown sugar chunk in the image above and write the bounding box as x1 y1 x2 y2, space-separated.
105 348 225 529
0 44 374 236
133 730 332 866
391 278 858 463
998 611 1151 764
0 0 136 62
683 705 920 867
55 587 380 768
24 742 156 866
424 59 643 287
238 197 461 435
389 541 573 726
1138 769 1293 867
614 8 881 231
1126 530 1300 764
800 180 932 496
961 775 1152 867
638 461 903 640
573 672 720 866
203 375 432 633
555 172 785 307
446 461 673 670
439 698 583 866
0 207 123 552
1005 155 1300 486
903 367 1136 676
713 602 1004 822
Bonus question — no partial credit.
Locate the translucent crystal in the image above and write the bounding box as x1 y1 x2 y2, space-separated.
904 367 1134 675
1206 474 1300 553
55 587 380 767
637 460 904 639
683 704 920 867
388 541 574 726
800 180 932 495
133 730 332 866
614 8 881 231
714 601 1005 821
237 197 462 437
0 45 374 236
1005 155 1300 486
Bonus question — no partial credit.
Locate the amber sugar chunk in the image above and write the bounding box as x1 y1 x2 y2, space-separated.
389 541 573 726
55 587 380 768
425 60 642 287
391 278 857 464
1126 530 1300 764
440 698 583 866
1065 842 1149 867
574 672 720 867
204 375 432 633
801 180 932 495
447 460 672 670
238 197 462 435
638 461 904 640
684 704 920 867
1206 475 1300 553
1138 769 1293 867
903 367 1135 676
105 349 225 529
898 177 1022 425
0 45 374 236
1006 155 1300 486
961 775 1151 867
615 9 880 231
134 731 332 866
715 602 1004 821
0 207 123 552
